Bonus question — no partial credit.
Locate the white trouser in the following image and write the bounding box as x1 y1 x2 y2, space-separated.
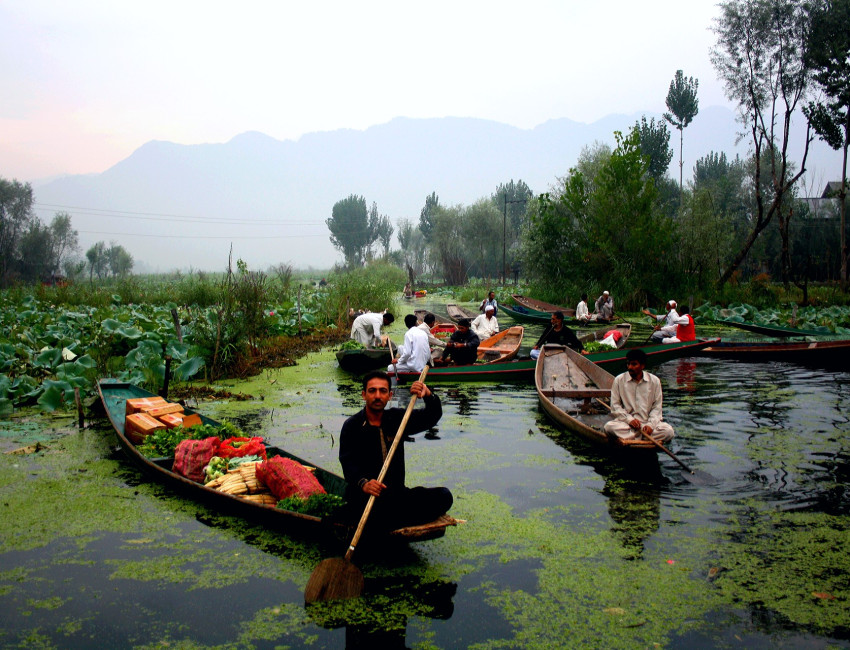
603 419 675 442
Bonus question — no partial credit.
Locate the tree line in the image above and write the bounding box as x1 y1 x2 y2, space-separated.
326 0 850 307
0 177 134 287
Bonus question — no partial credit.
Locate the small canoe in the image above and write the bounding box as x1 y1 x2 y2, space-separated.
477 326 524 363
578 323 632 349
500 303 553 323
535 344 657 451
414 309 452 326
715 319 830 338
335 341 396 373
97 380 458 542
698 338 850 365
512 294 576 317
446 303 478 323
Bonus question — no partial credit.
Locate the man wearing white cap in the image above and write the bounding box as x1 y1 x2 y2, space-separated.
470 305 499 340
642 300 680 343
594 291 614 322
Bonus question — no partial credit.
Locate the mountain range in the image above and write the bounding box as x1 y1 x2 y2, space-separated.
32 106 843 272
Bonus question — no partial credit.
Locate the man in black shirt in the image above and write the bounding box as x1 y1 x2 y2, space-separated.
437 318 480 366
339 370 453 531
530 311 584 360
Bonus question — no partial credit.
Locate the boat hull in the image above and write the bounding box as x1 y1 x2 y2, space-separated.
535 345 657 451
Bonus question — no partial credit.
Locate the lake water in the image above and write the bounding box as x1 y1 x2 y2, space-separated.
1 320 849 648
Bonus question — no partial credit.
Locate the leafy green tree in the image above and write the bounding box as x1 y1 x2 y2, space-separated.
418 192 440 243
525 129 675 307
804 0 850 287
664 70 700 191
396 218 427 279
86 241 108 282
492 180 533 280
48 212 79 279
367 202 394 258
17 220 53 283
430 204 470 285
0 178 35 287
711 0 815 288
106 242 134 277
635 116 673 182
326 194 375 268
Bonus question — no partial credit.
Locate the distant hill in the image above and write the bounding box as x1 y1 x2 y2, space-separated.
33 107 842 272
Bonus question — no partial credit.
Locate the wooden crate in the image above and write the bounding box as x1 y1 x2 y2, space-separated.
125 412 166 445
125 396 167 416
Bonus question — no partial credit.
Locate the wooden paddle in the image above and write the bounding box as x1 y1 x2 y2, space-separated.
594 398 718 485
304 365 430 603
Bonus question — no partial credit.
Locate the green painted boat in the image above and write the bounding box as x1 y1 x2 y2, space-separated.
97 380 458 542
390 338 720 381
716 319 830 338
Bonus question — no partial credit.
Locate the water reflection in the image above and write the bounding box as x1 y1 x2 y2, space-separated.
536 412 665 558
307 577 457 649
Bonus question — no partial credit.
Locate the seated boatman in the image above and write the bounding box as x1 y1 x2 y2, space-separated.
642 300 679 343
339 370 453 531
470 305 499 340
603 348 674 443
530 311 584 360
661 305 696 344
437 318 480 366
388 314 431 373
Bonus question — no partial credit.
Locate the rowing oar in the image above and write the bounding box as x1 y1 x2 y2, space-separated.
304 365 430 604
594 398 718 485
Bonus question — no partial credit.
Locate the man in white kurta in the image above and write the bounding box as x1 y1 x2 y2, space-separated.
576 294 590 322
417 313 447 349
603 348 674 443
642 300 679 343
470 306 499 340
389 314 432 373
351 312 394 347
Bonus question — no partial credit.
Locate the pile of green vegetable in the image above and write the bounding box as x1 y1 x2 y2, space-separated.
137 420 246 458
277 493 345 517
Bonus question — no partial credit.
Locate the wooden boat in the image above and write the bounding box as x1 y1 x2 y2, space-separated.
414 309 452 326
97 380 458 542
335 342 396 373
512 294 576 317
446 303 478 323
390 337 720 382
535 344 657 451
578 323 632 349
476 326 524 363
501 303 608 326
716 319 830 338
698 338 850 364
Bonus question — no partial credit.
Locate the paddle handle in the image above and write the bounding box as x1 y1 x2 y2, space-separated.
344 365 430 561
594 397 695 474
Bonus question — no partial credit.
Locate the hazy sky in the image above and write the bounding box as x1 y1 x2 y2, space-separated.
2 0 730 182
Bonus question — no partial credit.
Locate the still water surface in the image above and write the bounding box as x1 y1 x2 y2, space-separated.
0 349 848 648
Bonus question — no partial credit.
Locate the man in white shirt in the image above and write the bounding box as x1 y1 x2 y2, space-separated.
351 311 394 347
576 293 590 323
470 305 499 340
417 313 448 349
479 291 498 315
389 314 431 373
603 348 674 442
642 300 679 343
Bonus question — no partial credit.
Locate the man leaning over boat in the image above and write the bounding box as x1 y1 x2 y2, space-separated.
603 348 675 443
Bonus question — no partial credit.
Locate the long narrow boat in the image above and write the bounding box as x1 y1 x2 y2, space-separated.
390 336 720 382
414 309 453 327
512 294 576 317
535 345 658 451
715 318 830 338
446 303 478 323
97 380 458 542
335 340 396 373
578 323 632 349
501 303 609 326
698 338 850 364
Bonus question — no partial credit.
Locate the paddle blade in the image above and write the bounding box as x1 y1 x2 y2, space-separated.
681 469 720 486
304 558 365 604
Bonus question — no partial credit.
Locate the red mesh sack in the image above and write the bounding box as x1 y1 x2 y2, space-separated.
255 456 326 501
173 437 220 483
218 436 267 460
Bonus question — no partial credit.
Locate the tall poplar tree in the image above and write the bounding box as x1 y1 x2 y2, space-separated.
664 70 700 192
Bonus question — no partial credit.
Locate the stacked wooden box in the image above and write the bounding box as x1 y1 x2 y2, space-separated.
124 396 202 444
